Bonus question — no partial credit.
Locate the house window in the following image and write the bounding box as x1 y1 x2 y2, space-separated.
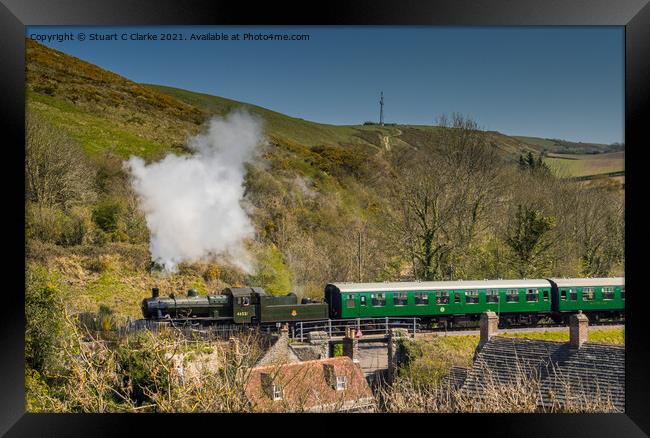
583 288 595 301
272 385 283 401
465 290 479 304
569 289 577 301
526 289 539 302
560 290 567 301
506 289 519 303
435 291 450 305
393 292 408 306
346 295 356 308
371 293 386 307
602 287 614 300
414 292 429 305
336 376 347 391
621 288 625 300
486 289 499 303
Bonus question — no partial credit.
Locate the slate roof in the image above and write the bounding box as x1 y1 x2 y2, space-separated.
460 336 624 412
245 356 375 412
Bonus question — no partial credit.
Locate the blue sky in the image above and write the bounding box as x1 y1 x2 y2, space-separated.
27 26 624 144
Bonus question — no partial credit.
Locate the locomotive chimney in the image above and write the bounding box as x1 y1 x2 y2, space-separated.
152 287 160 298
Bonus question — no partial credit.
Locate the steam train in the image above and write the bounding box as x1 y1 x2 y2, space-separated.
141 277 624 327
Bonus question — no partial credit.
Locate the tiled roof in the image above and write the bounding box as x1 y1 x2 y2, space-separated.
245 356 374 412
460 336 624 412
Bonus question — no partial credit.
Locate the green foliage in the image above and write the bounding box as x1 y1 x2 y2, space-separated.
332 344 343 357
404 336 479 387
250 245 292 294
504 204 556 277
115 333 170 406
25 264 69 375
92 199 123 234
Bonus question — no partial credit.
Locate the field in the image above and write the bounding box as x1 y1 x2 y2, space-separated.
544 151 624 177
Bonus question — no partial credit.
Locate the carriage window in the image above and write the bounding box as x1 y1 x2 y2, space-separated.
371 293 386 307
506 289 519 303
543 290 549 301
346 295 356 308
360 295 367 306
239 296 250 306
583 288 595 301
621 287 625 300
486 289 499 303
454 293 460 304
602 287 614 300
394 292 408 306
414 292 429 305
526 289 539 302
435 291 450 305
569 289 577 301
465 290 479 304
560 290 567 301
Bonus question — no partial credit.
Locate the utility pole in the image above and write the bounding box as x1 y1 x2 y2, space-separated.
379 91 384 126
358 231 362 282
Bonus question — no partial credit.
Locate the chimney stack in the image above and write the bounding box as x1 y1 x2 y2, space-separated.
479 311 499 346
569 311 589 348
343 327 360 364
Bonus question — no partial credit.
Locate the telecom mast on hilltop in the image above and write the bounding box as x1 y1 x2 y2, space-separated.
379 91 384 126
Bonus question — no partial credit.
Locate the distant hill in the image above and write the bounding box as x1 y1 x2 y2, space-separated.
513 136 624 155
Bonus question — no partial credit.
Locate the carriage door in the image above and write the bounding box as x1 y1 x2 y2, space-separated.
345 294 360 317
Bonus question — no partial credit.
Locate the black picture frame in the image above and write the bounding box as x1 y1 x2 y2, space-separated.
2 0 648 435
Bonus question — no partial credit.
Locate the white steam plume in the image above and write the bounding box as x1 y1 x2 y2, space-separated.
126 110 263 273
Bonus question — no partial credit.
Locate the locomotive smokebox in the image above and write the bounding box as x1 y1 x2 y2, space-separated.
152 287 159 298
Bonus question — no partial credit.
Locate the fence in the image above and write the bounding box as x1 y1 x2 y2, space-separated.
84 315 418 342
118 318 266 340
292 317 419 342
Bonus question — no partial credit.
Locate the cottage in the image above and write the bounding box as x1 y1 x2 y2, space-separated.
245 356 375 412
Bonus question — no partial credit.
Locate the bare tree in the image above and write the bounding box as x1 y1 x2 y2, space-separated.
25 113 96 209
389 114 503 280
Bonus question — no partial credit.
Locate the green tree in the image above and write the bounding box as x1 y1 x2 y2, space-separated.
504 204 556 277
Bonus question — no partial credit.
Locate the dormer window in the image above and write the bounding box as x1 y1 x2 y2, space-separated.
336 376 347 391
272 384 283 401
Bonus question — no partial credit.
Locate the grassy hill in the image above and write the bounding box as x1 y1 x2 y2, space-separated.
27 39 545 164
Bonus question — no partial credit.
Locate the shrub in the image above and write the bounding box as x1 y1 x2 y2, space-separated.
92 199 123 234
25 264 70 376
115 333 171 406
250 245 292 294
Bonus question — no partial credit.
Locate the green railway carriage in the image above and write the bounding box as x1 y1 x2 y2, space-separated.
325 280 553 326
548 277 624 322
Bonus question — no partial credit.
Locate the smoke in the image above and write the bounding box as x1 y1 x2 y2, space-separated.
126 110 264 273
